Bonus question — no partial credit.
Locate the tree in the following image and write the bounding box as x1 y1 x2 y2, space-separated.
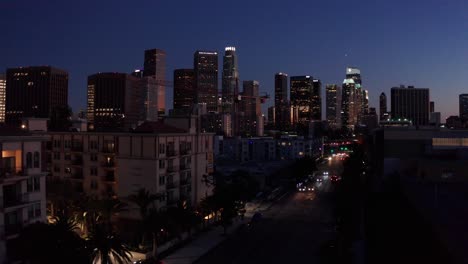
87 223 132 264
128 188 160 248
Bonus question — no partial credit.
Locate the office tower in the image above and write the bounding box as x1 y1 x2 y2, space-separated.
143 49 166 117
326 84 341 128
222 47 239 113
87 73 143 131
5 66 68 125
391 85 430 126
173 69 195 114
362 89 369 114
430 101 435 113
361 107 378 131
459 94 468 120
274 73 289 130
290 76 315 124
194 51 218 113
268 106 275 127
240 80 261 136
312 79 322 121
0 74 5 123
341 67 364 128
379 92 387 121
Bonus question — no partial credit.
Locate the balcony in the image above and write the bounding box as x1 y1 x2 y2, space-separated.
71 171 83 179
167 166 178 173
180 163 191 171
166 181 177 189
72 158 83 166
166 149 177 157
71 145 83 152
102 161 115 168
101 147 115 154
3 193 29 208
0 167 27 179
104 172 115 182
180 149 191 156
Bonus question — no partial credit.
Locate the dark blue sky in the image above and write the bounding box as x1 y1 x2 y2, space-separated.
2 0 467 119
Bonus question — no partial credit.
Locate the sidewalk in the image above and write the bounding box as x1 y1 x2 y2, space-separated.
162 200 266 264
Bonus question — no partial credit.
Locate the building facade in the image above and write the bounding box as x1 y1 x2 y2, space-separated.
0 74 5 123
194 51 218 113
87 73 143 131
0 129 48 263
290 76 314 125
312 79 322 121
240 81 261 136
221 47 239 114
143 48 166 117
173 69 195 114
5 66 68 126
379 92 387 121
391 86 430 126
326 84 340 128
342 67 364 129
274 73 289 131
459 94 468 120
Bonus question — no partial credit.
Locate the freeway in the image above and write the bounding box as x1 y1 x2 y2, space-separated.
195 156 343 264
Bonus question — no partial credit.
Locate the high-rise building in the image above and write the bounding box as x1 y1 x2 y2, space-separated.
0 74 5 123
459 94 468 120
267 106 275 127
379 92 387 121
290 76 315 124
326 84 340 127
87 73 143 131
222 47 239 113
362 89 369 114
391 85 430 126
274 73 289 131
240 80 261 136
143 49 166 117
341 67 364 128
194 51 218 113
312 79 322 121
173 69 195 114
5 66 68 125
430 101 435 113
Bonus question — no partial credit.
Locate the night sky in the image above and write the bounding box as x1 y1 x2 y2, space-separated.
1 0 467 120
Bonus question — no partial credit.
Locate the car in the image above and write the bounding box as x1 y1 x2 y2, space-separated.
316 177 323 182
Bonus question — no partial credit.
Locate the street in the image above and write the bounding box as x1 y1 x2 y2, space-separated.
195 157 343 264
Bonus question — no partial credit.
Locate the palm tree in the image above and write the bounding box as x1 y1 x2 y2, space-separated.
128 188 160 248
146 208 169 258
87 223 132 264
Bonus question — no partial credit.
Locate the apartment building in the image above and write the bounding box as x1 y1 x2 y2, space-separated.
45 120 214 219
0 127 48 263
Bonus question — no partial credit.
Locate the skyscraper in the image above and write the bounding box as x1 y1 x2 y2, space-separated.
143 49 166 117
430 101 435 113
222 47 239 113
267 106 275 127
241 80 261 136
341 67 363 128
274 73 289 131
194 51 218 113
459 94 468 120
5 66 68 125
391 86 429 126
0 74 5 123
290 76 313 124
326 84 340 127
312 79 322 121
379 92 387 121
173 69 195 114
87 73 143 131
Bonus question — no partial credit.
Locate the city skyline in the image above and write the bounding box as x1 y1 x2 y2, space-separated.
2 0 468 120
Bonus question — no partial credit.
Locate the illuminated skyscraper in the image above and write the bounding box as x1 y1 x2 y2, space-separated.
326 84 340 127
173 69 195 114
459 94 468 120
240 80 261 136
194 51 218 113
143 48 166 117
0 74 5 123
341 67 364 128
5 66 68 125
274 73 289 130
290 76 315 124
222 47 239 113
